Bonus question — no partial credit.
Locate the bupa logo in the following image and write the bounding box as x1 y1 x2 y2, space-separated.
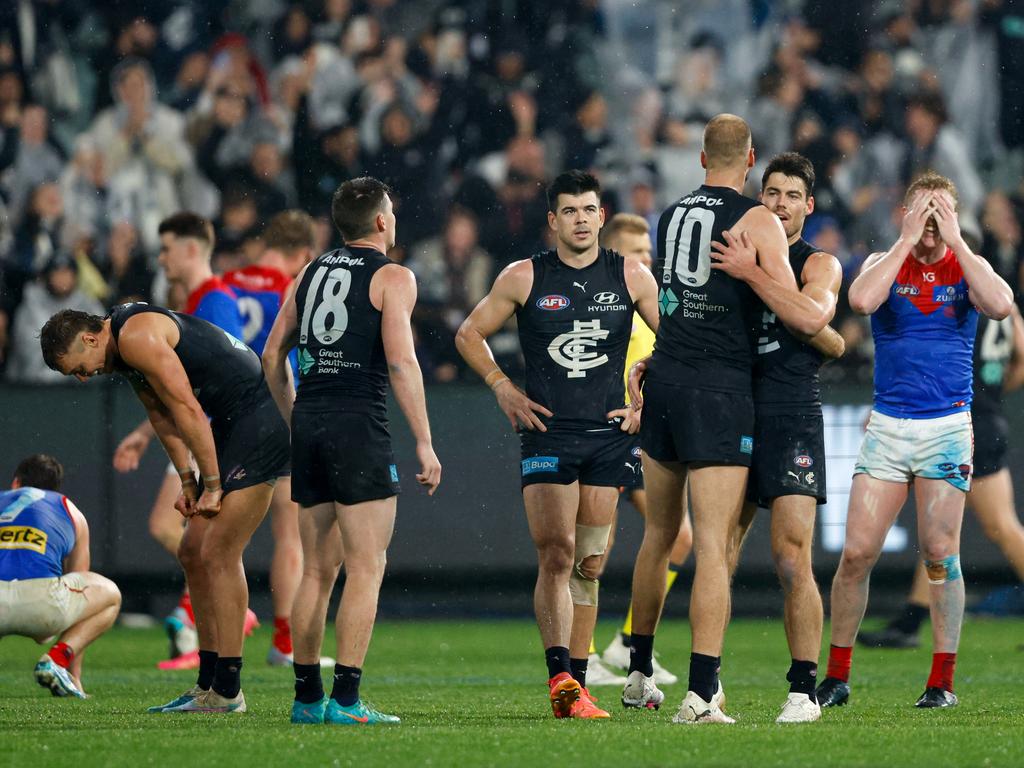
594 291 620 304
794 455 814 468
537 295 570 311
522 456 559 475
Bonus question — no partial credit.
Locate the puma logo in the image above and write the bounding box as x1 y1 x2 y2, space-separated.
573 281 588 292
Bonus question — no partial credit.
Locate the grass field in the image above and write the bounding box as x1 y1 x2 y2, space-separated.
1 617 1022 768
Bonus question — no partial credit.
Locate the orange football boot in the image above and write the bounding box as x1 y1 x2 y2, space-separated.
571 687 611 719
548 672 581 718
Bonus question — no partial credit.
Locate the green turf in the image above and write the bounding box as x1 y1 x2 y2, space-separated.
1 617 1021 767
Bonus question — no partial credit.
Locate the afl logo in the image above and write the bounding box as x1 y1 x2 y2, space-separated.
594 291 620 304
537 295 570 311
794 455 813 468
631 447 642 458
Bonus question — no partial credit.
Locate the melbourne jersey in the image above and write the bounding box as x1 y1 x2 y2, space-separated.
649 185 763 394
972 313 1014 417
292 246 390 414
109 303 266 423
753 238 825 412
516 248 633 430
0 488 75 581
871 248 978 418
222 265 291 356
184 276 243 340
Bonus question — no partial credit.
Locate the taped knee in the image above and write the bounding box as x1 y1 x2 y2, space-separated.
568 523 611 607
924 554 962 585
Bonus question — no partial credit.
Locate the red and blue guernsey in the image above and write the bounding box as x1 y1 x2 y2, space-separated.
871 248 978 418
0 488 76 580
222 265 292 356
184 275 244 339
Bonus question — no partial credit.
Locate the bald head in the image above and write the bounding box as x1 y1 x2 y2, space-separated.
702 114 752 170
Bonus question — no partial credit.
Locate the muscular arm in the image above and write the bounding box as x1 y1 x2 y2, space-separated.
263 265 307 423
377 264 441 493
952 241 1014 319
116 314 220 484
1004 305 1024 393
134 383 193 474
625 258 660 333
62 499 90 573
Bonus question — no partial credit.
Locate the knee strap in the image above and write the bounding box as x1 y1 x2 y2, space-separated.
569 523 611 607
924 554 962 585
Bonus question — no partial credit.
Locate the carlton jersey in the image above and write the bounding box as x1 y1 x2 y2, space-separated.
753 238 825 413
292 246 390 415
516 248 633 430
0 488 75 581
109 303 266 422
871 248 978 418
649 185 763 394
184 276 243 340
973 313 1014 417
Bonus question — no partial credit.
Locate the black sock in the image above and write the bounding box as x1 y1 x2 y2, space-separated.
330 664 362 706
544 646 571 680
688 652 719 703
569 657 588 688
212 656 242 699
891 602 928 634
293 663 324 704
628 633 655 677
197 650 217 690
620 631 631 647
787 659 818 700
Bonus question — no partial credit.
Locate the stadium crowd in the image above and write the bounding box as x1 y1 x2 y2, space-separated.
1 0 1023 384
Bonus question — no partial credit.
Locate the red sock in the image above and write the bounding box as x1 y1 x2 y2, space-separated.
826 644 853 682
273 616 292 654
178 589 195 625
48 642 74 669
927 652 956 692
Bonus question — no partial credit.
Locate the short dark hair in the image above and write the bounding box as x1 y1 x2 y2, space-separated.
331 177 391 242
546 170 601 212
39 309 105 371
761 152 816 198
263 210 316 253
14 454 64 492
158 212 215 252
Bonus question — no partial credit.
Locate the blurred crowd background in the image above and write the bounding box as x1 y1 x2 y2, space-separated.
1 0 1023 387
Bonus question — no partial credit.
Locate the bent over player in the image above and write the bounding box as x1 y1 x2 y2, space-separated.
0 454 121 698
263 177 441 726
457 170 660 719
816 172 1013 709
40 298 291 714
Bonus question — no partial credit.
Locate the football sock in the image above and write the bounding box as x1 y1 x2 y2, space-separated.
628 634 655 677
926 652 956 692
891 602 928 634
212 657 242 699
178 589 195 625
787 659 818 701
293 662 324 704
826 644 853 683
273 616 293 654
569 657 588 688
544 646 571 680
688 652 720 703
331 664 362 706
197 650 217 690
48 642 74 669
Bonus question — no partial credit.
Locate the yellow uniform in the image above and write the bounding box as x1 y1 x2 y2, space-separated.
624 312 655 406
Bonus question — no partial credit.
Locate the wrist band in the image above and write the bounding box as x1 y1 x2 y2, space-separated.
483 369 506 388
203 475 220 488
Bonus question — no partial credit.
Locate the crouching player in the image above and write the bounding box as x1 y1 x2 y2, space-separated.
0 454 122 698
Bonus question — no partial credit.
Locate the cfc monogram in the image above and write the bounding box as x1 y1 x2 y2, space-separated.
547 319 609 378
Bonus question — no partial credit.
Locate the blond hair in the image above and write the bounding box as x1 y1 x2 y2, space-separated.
603 212 649 248
702 114 752 170
905 171 958 208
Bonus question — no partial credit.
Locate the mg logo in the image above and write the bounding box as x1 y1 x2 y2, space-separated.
593 291 620 304
537 294 570 311
547 319 609 378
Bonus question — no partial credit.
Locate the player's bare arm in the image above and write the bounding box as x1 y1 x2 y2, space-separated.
848 192 935 315
116 313 223 517
62 499 90 573
797 251 845 359
112 420 155 473
612 259 659 431
710 207 828 336
375 263 441 494
930 194 1014 319
456 259 553 432
263 263 308 424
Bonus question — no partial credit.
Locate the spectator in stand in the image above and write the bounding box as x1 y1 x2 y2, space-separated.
980 191 1024 292
60 137 108 254
2 105 64 228
101 221 154 306
6 183 65 310
6 254 103 384
236 141 293 225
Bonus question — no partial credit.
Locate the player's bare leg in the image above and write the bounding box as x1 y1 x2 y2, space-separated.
770 495 822 663
149 473 186 556
292 503 344 666
177 517 217 655
268 478 304 664
817 475 906 707
972 469 1024 580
